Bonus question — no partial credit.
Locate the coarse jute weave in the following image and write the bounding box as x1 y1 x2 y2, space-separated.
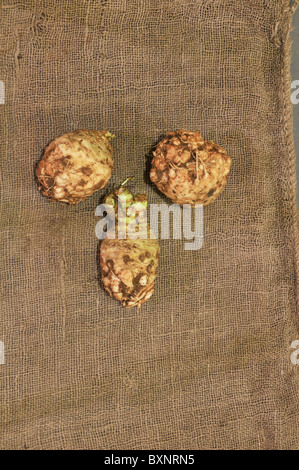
0 0 299 450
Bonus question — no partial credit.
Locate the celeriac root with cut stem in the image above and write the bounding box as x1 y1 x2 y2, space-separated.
100 179 160 308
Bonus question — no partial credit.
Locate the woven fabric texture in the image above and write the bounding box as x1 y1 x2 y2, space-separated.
0 0 299 450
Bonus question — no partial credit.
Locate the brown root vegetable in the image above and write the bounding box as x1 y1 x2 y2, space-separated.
100 181 160 308
36 129 114 204
100 237 160 308
150 129 231 205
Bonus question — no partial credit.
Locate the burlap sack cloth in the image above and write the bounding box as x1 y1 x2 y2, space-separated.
1 0 299 450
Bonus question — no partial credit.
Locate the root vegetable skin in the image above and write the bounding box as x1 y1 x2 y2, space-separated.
150 129 231 205
100 183 160 308
36 129 114 204
100 237 160 308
